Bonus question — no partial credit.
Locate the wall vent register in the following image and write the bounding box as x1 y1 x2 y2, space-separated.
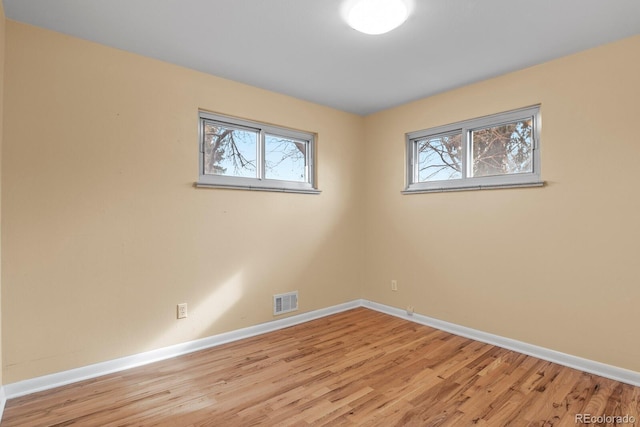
273 291 299 315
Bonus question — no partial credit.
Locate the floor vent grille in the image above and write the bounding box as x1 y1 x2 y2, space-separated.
273 291 298 315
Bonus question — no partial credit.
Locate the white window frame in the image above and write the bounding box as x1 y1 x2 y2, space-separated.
403 105 543 193
197 111 320 194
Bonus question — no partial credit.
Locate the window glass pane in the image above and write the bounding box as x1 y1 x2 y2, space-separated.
264 134 307 182
471 119 533 178
417 133 462 182
203 122 257 178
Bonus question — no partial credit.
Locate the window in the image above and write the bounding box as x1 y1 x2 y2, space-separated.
197 111 319 194
404 105 542 193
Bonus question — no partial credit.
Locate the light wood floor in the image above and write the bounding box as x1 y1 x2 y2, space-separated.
3 308 640 426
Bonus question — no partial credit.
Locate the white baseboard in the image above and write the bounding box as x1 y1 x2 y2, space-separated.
362 300 640 387
0 386 6 422
4 299 363 399
4 298 639 400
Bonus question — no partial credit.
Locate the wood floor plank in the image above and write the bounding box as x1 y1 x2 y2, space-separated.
3 307 639 426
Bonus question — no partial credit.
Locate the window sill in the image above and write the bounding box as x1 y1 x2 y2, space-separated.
195 182 321 194
402 181 545 194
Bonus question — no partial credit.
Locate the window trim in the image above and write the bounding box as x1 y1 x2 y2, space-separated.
196 111 320 194
403 105 543 194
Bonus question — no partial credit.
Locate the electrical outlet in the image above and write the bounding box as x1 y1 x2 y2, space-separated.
391 280 398 291
177 303 188 319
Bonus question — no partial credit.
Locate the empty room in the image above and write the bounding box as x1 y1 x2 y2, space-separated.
1 0 640 425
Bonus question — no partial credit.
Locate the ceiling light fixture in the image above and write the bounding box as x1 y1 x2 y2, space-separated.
346 0 409 35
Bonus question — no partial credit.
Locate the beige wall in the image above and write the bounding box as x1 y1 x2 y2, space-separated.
2 21 364 383
363 35 640 372
2 17 640 385
0 0 5 388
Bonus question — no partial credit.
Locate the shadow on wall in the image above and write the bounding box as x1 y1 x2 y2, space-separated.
137 195 362 363
144 271 245 353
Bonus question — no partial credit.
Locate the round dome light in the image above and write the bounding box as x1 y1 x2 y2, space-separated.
347 0 409 35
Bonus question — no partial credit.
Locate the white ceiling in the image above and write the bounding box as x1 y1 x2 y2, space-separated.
3 0 640 115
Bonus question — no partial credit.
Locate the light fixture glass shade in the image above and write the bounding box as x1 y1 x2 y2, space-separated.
347 0 408 35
